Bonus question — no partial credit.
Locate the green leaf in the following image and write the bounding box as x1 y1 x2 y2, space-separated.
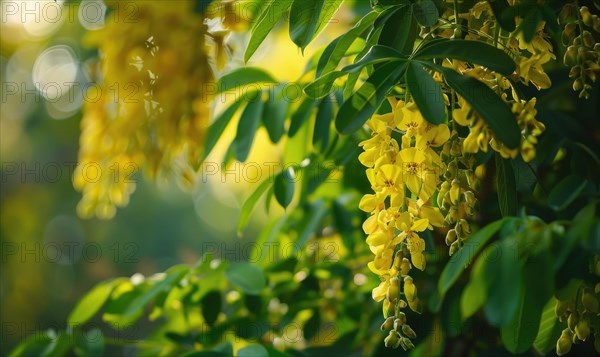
201 291 222 327
483 239 522 327
217 67 276 94
341 45 404 73
74 328 104 357
377 5 417 55
412 0 439 27
263 84 288 142
68 280 116 326
274 167 296 208
414 39 516 75
533 298 565 355
304 71 346 99
245 0 294 62
225 262 266 295
313 97 333 151
488 0 516 32
238 344 269 357
335 60 406 134
427 64 520 148
316 10 379 76
501 252 554 354
237 179 274 234
233 95 264 162
203 98 247 161
406 61 445 124
293 199 327 255
289 0 342 51
289 98 316 137
547 175 587 211
460 256 489 320
122 266 188 319
496 153 517 217
438 218 509 296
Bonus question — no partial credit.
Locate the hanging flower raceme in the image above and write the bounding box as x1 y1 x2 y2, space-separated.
360 99 447 350
73 1 216 219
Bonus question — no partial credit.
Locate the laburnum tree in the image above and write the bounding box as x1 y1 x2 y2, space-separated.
10 0 600 356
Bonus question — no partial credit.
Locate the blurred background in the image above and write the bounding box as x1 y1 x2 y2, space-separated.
0 0 361 352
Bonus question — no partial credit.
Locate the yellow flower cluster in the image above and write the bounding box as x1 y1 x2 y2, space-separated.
74 1 214 219
455 95 545 163
554 255 600 355
359 100 448 349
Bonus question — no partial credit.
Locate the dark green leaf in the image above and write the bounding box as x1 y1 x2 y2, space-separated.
335 60 406 134
341 45 404 73
201 291 221 327
313 97 333 151
217 67 276 94
294 199 327 255
483 239 522 327
547 175 587 211
238 344 269 357
487 0 516 32
427 64 520 148
237 179 273 234
414 39 516 75
304 310 321 341
289 98 316 137
377 5 417 55
245 0 294 62
203 97 247 161
412 0 439 27
316 11 379 76
305 71 346 99
74 328 104 357
496 153 517 217
122 266 188 319
438 218 510 296
501 252 554 354
289 0 342 51
233 95 264 162
406 61 445 124
225 262 266 295
68 280 116 326
274 167 296 208
263 85 288 142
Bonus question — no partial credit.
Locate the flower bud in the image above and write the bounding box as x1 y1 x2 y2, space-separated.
573 78 584 91
403 276 416 301
395 312 407 327
569 65 581 78
583 31 595 48
381 316 395 330
384 330 400 348
575 314 590 341
400 258 412 276
449 240 460 256
568 310 579 330
399 337 415 351
387 277 400 301
401 324 417 339
557 329 573 356
445 229 457 246
582 290 599 313
393 251 403 270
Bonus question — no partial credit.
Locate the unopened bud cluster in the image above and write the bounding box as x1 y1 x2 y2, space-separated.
554 255 600 355
560 4 600 99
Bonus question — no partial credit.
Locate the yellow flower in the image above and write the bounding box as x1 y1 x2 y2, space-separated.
399 148 426 195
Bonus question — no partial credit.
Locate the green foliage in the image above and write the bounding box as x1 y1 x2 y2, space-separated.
10 1 600 356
